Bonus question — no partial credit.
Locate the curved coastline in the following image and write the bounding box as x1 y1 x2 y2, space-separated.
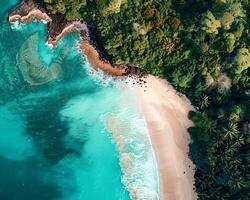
8 4 197 200
104 83 160 200
79 40 126 76
135 75 197 200
8 4 145 78
9 11 127 76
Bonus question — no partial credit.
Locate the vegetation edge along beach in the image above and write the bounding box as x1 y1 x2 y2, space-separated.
8 0 249 199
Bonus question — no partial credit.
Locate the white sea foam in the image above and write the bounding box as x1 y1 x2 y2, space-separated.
10 21 23 30
45 41 54 49
104 84 159 200
41 19 48 24
83 59 125 87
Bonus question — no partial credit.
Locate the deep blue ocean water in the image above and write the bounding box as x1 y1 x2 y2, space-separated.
0 1 158 200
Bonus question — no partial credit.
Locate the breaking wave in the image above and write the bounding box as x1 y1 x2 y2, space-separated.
104 84 159 200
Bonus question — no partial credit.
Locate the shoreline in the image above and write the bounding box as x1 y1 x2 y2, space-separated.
135 75 197 200
8 0 146 79
104 83 160 200
79 40 126 76
47 24 75 46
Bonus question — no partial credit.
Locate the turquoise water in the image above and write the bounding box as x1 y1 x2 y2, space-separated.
0 1 158 200
0 0 22 23
0 2 130 199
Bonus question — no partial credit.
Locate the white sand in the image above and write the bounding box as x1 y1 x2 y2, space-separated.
135 75 197 200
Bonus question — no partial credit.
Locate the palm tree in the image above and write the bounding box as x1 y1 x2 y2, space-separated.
223 122 239 139
224 143 238 156
198 95 210 109
228 175 246 191
233 135 245 147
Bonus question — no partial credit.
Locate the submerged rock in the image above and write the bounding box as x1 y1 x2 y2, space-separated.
17 33 68 85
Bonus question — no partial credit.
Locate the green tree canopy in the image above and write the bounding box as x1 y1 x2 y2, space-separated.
234 48 250 74
219 12 234 30
201 11 221 34
95 0 126 15
223 33 235 53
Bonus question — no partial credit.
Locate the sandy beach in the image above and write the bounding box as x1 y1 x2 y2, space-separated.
135 75 197 200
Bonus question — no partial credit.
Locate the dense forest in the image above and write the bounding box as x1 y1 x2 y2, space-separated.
42 0 249 199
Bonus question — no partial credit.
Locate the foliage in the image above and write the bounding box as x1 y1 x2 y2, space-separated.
201 11 221 35
95 0 126 16
43 0 250 199
234 48 250 74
